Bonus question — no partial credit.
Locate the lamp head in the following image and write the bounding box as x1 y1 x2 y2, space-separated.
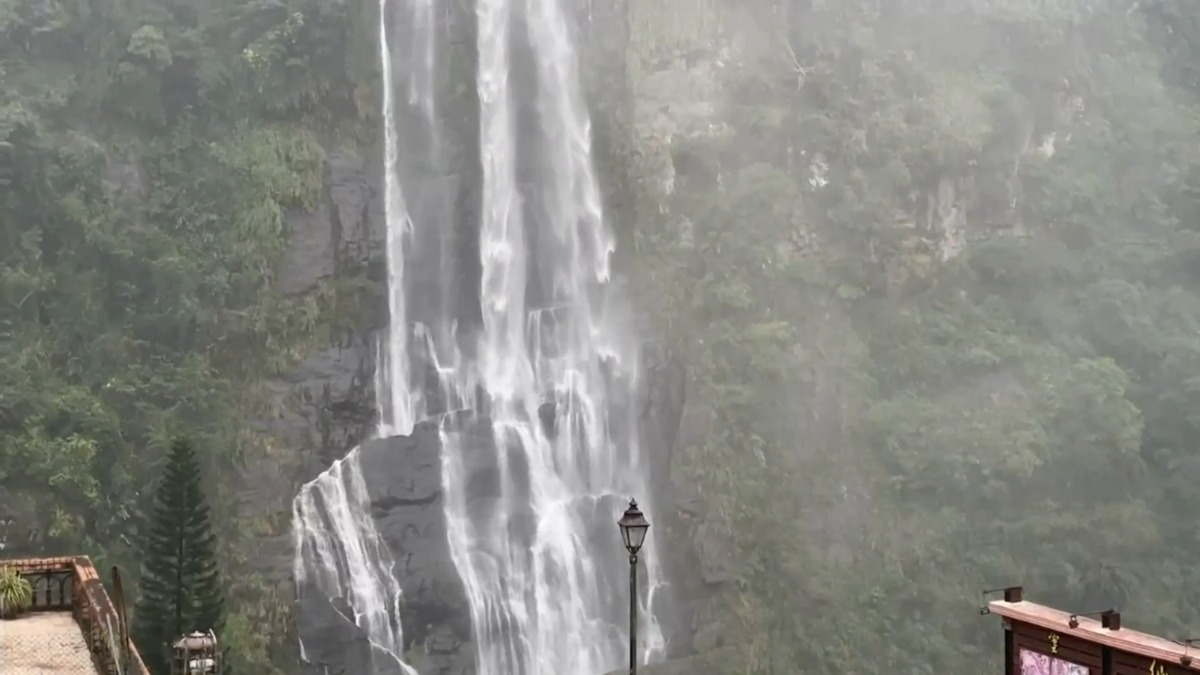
618 499 650 555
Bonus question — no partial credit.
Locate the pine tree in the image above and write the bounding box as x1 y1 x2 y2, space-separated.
133 437 225 675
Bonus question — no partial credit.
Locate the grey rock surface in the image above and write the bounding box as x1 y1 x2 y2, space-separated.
281 144 387 295
359 427 475 675
281 201 336 294
638 341 685 501
326 147 386 267
238 333 380 596
602 648 738 675
296 591 410 675
295 430 477 675
244 141 388 590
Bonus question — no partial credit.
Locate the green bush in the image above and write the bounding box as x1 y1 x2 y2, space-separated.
0 567 34 618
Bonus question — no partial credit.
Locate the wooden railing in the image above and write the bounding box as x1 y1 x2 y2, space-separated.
3 556 151 675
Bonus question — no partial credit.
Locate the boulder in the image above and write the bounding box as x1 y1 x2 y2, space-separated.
295 430 476 675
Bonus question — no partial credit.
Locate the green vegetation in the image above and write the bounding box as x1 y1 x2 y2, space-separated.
5 0 1200 673
1 0 379 669
621 1 1200 673
133 438 225 675
0 567 34 618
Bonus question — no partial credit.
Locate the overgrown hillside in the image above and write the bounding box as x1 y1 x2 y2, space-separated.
620 1 1200 673
1 0 380 669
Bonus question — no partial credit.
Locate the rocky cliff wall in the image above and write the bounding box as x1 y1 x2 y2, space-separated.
236 141 388 593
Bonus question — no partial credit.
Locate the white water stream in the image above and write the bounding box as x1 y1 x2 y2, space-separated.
293 0 666 672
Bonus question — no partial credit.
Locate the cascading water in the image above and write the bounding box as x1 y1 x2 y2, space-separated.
438 0 667 672
293 0 668 672
290 0 431 672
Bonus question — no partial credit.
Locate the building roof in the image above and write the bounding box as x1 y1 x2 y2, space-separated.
988 599 1200 671
0 557 150 675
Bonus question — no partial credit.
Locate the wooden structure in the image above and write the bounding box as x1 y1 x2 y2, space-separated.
987 586 1200 675
0 556 151 675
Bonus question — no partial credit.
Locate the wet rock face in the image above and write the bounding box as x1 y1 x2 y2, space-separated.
633 343 696 660
602 648 738 675
293 430 477 675
281 146 387 296
296 590 411 675
358 427 475 675
239 144 387 609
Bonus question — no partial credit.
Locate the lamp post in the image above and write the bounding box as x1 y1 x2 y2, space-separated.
618 499 650 675
170 630 221 675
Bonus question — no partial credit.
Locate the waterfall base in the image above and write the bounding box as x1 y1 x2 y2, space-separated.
292 340 687 675
296 427 475 675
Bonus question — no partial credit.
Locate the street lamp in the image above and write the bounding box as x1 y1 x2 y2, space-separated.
618 499 650 675
170 630 221 675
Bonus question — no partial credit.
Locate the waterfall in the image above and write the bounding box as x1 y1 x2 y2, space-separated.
292 0 668 672
290 0 430 672
381 0 416 436
292 456 416 675
442 0 666 672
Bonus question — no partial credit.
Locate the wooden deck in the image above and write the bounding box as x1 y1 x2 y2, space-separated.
989 599 1200 671
0 612 100 674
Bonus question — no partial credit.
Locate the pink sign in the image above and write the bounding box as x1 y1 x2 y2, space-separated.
1020 648 1091 675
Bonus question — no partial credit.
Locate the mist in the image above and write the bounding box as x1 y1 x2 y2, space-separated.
3 0 1199 674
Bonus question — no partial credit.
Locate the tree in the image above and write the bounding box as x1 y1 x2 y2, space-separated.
133 437 225 675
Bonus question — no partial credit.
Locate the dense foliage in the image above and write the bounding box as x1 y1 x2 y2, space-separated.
6 0 1200 673
134 437 225 675
624 1 1200 673
0 0 378 670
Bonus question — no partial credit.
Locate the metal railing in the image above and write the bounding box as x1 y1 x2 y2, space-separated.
1 556 150 675
11 559 74 610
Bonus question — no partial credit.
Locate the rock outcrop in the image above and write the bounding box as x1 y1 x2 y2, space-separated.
295 430 475 675
361 425 475 675
281 146 387 296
